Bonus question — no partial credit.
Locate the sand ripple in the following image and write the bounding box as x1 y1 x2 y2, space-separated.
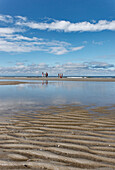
0 105 115 169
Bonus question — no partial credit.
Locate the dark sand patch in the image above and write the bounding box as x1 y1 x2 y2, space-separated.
0 81 28 85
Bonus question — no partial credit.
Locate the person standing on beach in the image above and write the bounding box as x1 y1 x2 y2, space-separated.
46 72 48 77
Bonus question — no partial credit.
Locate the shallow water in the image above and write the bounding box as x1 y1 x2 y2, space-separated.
0 81 115 115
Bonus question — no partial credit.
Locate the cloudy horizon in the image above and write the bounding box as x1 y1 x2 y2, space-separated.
0 0 115 76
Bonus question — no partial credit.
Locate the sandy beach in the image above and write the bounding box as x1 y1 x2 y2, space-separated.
0 77 115 86
0 0 115 169
0 104 115 169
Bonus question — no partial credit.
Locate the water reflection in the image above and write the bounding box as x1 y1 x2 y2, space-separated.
42 80 48 85
0 81 115 116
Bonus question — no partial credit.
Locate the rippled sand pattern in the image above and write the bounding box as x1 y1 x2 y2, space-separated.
0 105 115 169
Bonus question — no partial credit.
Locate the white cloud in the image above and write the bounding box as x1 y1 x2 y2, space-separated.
0 30 84 54
92 40 103 45
0 38 44 52
0 37 84 54
0 14 85 55
0 27 23 34
0 36 84 54
85 61 114 69
71 46 84 51
0 14 115 33
16 19 115 32
0 14 13 23
49 47 68 55
83 41 88 44
2 14 115 55
0 62 114 76
15 16 27 21
91 20 96 24
9 35 38 41
16 62 24 66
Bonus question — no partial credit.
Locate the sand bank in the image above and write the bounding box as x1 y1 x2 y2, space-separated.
0 105 115 169
0 81 28 85
0 77 115 84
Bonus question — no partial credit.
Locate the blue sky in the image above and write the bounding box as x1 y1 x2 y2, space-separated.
0 0 115 76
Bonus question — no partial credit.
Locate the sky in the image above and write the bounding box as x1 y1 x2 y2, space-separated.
0 0 115 76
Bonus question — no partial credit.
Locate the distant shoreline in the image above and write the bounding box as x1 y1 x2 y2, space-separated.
0 77 115 85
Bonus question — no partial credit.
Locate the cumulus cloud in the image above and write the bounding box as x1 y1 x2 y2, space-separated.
0 62 114 76
0 14 114 55
0 14 86 55
0 14 115 33
16 19 115 32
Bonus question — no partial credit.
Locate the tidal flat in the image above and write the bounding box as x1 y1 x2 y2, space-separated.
0 105 115 169
0 80 115 169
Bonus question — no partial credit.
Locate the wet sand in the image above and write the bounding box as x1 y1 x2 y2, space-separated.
0 77 115 83
0 105 115 169
0 81 28 85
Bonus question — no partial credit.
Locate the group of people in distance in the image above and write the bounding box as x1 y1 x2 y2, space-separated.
58 73 63 78
42 72 63 78
42 72 48 77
